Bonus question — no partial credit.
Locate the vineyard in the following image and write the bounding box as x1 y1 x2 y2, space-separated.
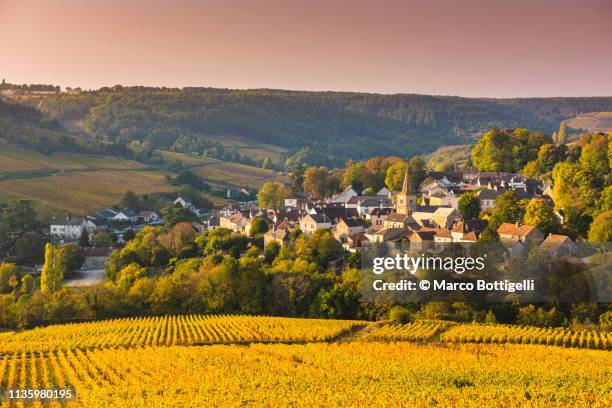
361 320 455 342
0 343 609 407
0 315 366 355
0 316 610 406
440 323 612 350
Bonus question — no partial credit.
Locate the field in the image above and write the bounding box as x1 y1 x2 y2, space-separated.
0 315 366 354
159 150 287 187
0 143 147 174
0 316 610 406
0 170 173 217
564 112 612 133
0 339 609 407
195 134 288 163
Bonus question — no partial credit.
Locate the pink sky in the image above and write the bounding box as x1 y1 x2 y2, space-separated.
1 0 610 97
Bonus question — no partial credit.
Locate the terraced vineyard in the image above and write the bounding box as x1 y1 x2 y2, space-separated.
361 320 455 342
440 323 611 350
0 315 366 355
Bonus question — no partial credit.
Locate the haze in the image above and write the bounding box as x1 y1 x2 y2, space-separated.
1 0 610 97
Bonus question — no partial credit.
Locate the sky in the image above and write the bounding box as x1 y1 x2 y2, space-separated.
1 0 611 98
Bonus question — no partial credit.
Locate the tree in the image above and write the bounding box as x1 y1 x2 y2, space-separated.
257 182 289 210
588 210 612 242
121 190 140 210
407 156 427 187
0 263 19 294
116 263 146 293
489 191 525 228
40 243 63 293
12 231 47 265
20 274 36 295
522 160 540 178
250 217 269 236
385 161 406 191
123 229 136 242
342 161 372 192
579 133 609 188
91 230 115 247
57 244 85 278
78 228 90 247
161 206 197 226
288 163 306 192
478 226 499 242
471 129 514 172
261 157 272 169
384 156 426 191
303 167 333 199
458 192 481 220
557 122 567 144
263 241 281 263
523 199 561 235
537 144 563 173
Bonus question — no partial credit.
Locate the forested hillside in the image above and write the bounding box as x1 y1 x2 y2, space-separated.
0 99 97 154
28 87 612 166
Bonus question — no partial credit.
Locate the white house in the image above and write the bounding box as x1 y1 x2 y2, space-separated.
174 197 199 214
138 211 161 224
50 218 95 240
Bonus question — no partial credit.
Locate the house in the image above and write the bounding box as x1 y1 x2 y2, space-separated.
82 247 113 270
477 189 502 210
383 213 412 229
205 216 220 231
284 192 312 208
264 226 291 247
330 186 359 203
344 233 369 252
112 209 138 223
434 229 453 247
497 223 544 244
411 207 457 229
345 195 393 217
174 197 198 213
540 234 575 257
333 218 367 242
316 205 360 224
138 210 160 224
226 187 250 199
366 227 410 244
50 218 95 240
455 230 478 243
408 231 436 250
376 187 391 197
299 214 332 236
87 207 119 227
369 207 393 230
220 212 249 233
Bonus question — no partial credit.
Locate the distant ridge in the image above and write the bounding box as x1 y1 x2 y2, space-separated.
4 86 612 165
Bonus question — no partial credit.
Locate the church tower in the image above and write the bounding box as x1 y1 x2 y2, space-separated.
396 167 417 215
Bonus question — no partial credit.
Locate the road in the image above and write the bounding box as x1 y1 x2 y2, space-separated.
64 269 105 287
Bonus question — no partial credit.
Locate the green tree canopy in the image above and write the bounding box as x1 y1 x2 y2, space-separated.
523 199 561 235
458 192 481 220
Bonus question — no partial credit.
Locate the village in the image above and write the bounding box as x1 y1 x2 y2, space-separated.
48 165 577 277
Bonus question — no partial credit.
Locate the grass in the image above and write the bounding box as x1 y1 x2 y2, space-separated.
0 170 173 217
204 134 288 162
0 143 146 173
159 150 287 187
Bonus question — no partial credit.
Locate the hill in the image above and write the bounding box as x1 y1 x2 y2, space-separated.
27 87 612 166
564 112 612 133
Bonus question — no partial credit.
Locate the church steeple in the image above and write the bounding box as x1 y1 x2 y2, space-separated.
397 167 417 215
401 167 413 194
